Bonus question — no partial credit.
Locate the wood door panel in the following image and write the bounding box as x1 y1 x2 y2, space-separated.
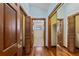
3 43 17 56
0 4 4 51
25 16 32 54
68 16 75 52
4 4 17 49
48 18 51 48
20 8 23 41
0 3 22 56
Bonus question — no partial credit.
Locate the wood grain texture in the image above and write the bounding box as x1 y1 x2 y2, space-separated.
24 47 56 56
48 18 51 48
0 3 22 56
68 15 75 52
57 46 79 56
0 3 4 51
57 19 64 47
25 16 33 54
4 4 17 49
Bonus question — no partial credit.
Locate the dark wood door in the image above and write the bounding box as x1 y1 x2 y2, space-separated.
17 7 24 56
25 16 33 55
0 3 22 56
68 16 75 52
57 19 64 47
48 18 51 48
0 3 4 55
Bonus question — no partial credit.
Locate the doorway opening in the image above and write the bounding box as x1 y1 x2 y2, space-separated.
57 19 64 47
32 18 46 47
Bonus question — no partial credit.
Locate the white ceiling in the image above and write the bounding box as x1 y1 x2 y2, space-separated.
29 3 53 11
21 3 57 17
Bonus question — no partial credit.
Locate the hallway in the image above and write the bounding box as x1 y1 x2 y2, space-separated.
0 3 79 56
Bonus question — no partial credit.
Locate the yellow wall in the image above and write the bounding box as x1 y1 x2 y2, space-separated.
50 13 57 46
50 13 57 25
75 15 79 48
23 15 26 46
76 15 79 33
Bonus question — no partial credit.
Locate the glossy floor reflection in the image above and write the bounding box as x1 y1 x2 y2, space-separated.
57 45 79 56
26 47 56 56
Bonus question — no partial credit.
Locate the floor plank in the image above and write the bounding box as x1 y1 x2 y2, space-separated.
27 47 56 56
57 45 79 56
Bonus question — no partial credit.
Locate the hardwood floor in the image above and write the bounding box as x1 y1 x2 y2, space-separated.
23 46 79 56
24 47 56 56
57 45 79 56
50 46 56 56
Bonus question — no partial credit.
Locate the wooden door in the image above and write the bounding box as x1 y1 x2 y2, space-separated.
18 7 24 56
0 3 4 55
57 19 64 46
0 3 22 56
19 7 27 55
48 18 51 48
25 16 33 55
68 16 75 52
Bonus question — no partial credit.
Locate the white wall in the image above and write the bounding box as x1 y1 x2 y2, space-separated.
57 3 79 47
